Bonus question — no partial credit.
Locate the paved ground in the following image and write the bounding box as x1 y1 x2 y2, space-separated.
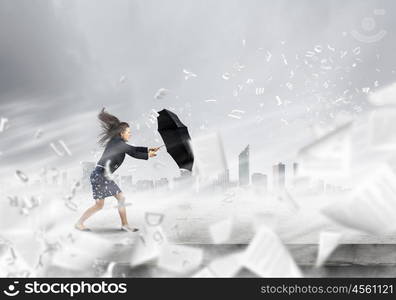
43 243 396 277
2 184 396 277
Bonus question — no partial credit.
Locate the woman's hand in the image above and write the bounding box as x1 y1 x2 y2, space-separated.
149 147 161 152
148 146 161 158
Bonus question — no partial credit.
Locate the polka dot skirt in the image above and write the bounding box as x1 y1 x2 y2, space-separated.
90 166 122 200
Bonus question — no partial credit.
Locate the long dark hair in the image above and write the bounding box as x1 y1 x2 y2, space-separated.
97 108 129 146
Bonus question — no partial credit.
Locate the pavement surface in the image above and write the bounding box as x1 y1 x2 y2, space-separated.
2 184 396 277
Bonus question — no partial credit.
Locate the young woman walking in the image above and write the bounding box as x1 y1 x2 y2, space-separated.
75 108 159 232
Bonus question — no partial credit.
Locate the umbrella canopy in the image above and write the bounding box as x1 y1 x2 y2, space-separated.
157 109 194 171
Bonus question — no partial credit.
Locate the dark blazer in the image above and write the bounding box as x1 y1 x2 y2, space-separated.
97 136 148 173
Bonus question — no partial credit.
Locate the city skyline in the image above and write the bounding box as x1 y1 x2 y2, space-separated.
75 145 307 193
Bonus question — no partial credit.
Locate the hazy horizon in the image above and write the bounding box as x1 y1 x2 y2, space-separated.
1 0 395 185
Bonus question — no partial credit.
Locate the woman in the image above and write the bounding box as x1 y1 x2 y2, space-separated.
75 108 159 232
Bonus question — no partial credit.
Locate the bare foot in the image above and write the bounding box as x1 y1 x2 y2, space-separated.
74 223 91 231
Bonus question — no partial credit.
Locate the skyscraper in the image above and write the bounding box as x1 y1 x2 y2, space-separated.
217 169 230 188
252 172 268 191
239 145 250 186
136 179 154 191
155 178 169 190
173 169 194 190
293 162 299 177
273 162 286 190
292 162 299 187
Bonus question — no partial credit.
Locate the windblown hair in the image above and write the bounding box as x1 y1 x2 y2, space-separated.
97 108 129 146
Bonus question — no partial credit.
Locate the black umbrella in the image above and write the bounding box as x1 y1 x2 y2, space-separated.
157 109 194 171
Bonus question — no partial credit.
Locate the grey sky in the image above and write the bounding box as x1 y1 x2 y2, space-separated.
0 0 395 185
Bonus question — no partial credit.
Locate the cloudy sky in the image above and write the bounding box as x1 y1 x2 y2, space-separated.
0 0 395 186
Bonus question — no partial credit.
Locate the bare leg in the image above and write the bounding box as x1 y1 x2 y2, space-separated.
114 192 128 226
75 199 105 228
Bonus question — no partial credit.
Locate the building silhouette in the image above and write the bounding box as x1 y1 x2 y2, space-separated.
173 169 194 189
252 173 268 191
121 175 133 189
216 169 230 188
238 145 250 186
273 162 285 190
155 178 169 190
293 162 299 177
136 179 154 191
50 168 60 185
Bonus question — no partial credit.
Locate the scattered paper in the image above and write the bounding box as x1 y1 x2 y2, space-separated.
316 231 342 267
130 226 167 267
157 244 203 273
154 88 170 100
183 69 197 80
369 108 396 150
322 164 396 234
0 117 9 132
209 218 233 244
240 226 302 277
369 82 396 106
191 132 228 180
298 122 352 178
208 252 242 277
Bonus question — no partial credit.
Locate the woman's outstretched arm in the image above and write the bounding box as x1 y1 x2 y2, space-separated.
135 146 149 153
124 144 149 160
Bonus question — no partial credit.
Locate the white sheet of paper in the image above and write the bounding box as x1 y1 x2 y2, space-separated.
321 164 396 234
192 267 215 278
240 226 302 277
157 243 203 273
191 132 228 179
209 218 233 244
298 123 352 178
316 231 342 267
208 252 242 277
0 230 43 271
369 82 396 106
130 226 167 267
51 230 113 271
0 240 34 276
0 117 8 132
101 262 117 278
369 108 396 150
